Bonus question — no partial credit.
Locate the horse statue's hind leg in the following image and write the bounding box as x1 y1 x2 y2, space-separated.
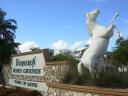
77 61 83 75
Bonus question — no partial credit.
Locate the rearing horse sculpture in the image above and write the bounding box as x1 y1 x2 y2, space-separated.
78 8 119 77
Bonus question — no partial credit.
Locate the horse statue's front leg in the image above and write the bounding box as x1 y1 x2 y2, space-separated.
104 12 119 37
105 24 115 37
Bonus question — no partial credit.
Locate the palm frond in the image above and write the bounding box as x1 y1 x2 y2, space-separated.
6 19 17 24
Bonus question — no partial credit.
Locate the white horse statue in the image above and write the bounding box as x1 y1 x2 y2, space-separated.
78 8 119 76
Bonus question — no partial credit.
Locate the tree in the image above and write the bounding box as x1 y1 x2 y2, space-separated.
0 8 19 73
107 37 128 71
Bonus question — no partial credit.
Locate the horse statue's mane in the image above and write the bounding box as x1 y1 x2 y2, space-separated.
78 8 119 77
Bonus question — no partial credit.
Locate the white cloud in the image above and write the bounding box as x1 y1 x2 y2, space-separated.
19 41 39 52
54 50 61 56
86 38 92 46
71 41 86 50
50 40 69 50
50 40 88 50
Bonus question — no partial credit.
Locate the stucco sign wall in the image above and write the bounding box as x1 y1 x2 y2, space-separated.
9 79 48 92
9 52 48 92
11 52 45 76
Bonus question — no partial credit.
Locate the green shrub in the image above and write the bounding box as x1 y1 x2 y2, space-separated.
53 50 128 88
94 67 128 88
62 63 128 88
62 63 94 85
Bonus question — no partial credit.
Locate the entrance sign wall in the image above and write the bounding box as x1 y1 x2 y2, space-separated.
11 52 45 76
9 52 48 92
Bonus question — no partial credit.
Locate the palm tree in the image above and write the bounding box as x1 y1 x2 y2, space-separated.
0 8 19 74
0 8 17 43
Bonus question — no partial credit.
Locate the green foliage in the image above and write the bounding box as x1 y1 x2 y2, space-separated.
0 8 19 72
52 50 77 62
107 37 128 66
77 66 93 85
0 8 17 43
62 63 94 85
62 63 79 84
56 49 128 88
0 40 19 64
95 67 128 88
55 50 93 85
52 53 72 61
63 64 128 88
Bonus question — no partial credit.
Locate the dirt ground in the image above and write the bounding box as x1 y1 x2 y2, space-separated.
0 86 42 96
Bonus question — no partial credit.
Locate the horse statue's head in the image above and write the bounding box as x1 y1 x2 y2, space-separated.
86 8 100 21
86 8 100 36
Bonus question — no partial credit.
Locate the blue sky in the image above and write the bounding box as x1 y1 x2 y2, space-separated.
0 0 128 52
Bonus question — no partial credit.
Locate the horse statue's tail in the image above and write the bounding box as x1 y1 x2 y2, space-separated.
77 61 83 75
